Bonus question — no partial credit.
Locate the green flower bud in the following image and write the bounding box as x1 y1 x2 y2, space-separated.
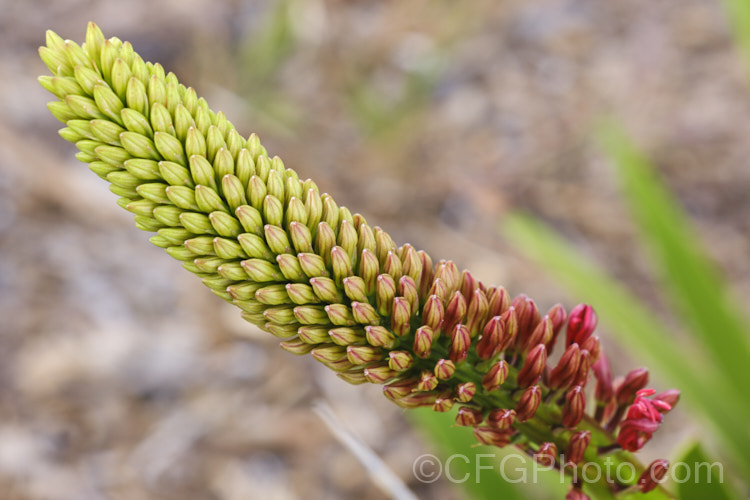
351 301 380 325
264 224 292 255
309 277 341 303
276 254 306 282
376 274 396 316
66 94 104 119
174 105 195 142
195 185 228 213
365 325 396 349
329 327 366 345
92 84 124 124
154 131 186 165
297 253 327 279
166 185 199 211
342 276 368 303
110 58 132 100
288 221 313 254
293 305 330 325
247 176 267 211
241 258 284 282
235 205 264 236
120 131 160 160
218 262 249 281
285 283 319 305
122 107 153 137
213 236 245 260
184 235 215 256
297 326 330 344
153 205 183 226
315 222 336 267
237 233 274 260
236 149 255 186
262 195 284 228
213 148 234 179
74 65 103 95
149 100 173 134
124 158 160 180
136 183 169 204
255 284 292 305
91 119 125 145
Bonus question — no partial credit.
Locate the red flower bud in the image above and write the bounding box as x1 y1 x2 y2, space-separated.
434 358 456 380
516 385 542 422
535 442 558 468
466 288 489 336
482 360 509 391
413 325 434 359
473 427 512 448
638 459 669 493
580 335 600 363
391 297 411 337
444 290 467 335
500 307 518 346
487 409 516 430
573 349 593 386
455 406 483 427
398 276 419 314
346 345 383 365
616 367 649 405
517 344 547 388
511 294 540 348
549 343 581 390
565 430 591 466
388 350 414 372
523 316 553 353
455 382 476 403
654 389 680 410
459 269 479 299
593 352 614 402
376 274 396 315
421 294 444 334
449 324 471 363
562 385 586 428
565 304 597 346
417 369 439 391
364 325 396 349
382 378 418 400
363 362 399 384
487 286 510 317
394 392 437 409
433 392 454 412
565 487 590 500
476 316 504 360
434 260 460 292
418 250 434 297
545 303 567 352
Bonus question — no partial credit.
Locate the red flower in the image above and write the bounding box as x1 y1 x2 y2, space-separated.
617 389 672 451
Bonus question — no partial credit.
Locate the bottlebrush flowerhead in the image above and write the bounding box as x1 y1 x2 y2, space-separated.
39 23 678 498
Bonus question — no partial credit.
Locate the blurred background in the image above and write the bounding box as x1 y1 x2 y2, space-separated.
1 0 749 498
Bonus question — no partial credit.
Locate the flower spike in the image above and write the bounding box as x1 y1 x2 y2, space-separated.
39 23 678 498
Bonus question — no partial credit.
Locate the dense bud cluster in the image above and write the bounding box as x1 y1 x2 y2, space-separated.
39 23 679 498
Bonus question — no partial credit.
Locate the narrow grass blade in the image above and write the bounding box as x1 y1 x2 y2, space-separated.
598 122 750 417
673 442 740 500
721 0 750 78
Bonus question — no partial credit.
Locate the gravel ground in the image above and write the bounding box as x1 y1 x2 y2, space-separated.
0 0 747 499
